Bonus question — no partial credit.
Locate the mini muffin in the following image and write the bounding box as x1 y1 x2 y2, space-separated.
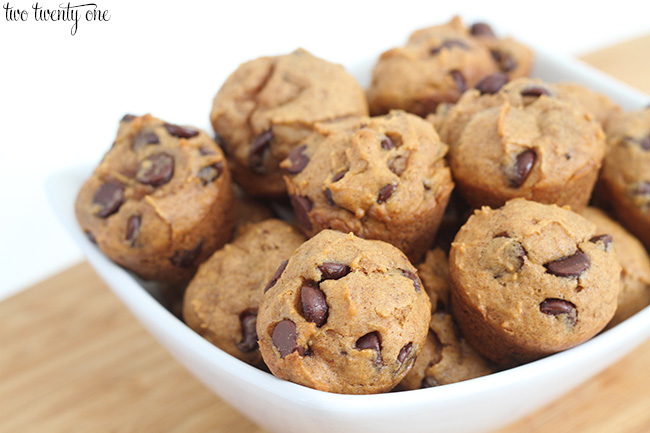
280 110 454 262
75 114 236 284
580 207 650 328
210 48 368 197
554 82 621 127
396 249 494 390
449 199 620 367
437 78 606 210
183 219 305 367
367 16 532 117
257 230 431 394
600 107 650 249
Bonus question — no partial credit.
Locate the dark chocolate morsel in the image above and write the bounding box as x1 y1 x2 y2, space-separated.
126 214 141 246
332 170 347 182
430 39 470 55
121 114 136 122
539 298 577 326
470 22 496 37
521 86 551 98
509 149 536 188
399 269 422 292
589 234 613 250
285 145 310 174
300 281 329 327
544 251 590 277
264 259 288 293
318 262 351 281
475 73 509 95
248 129 274 174
450 70 467 93
169 240 203 268
197 161 224 185
356 331 382 365
272 319 304 358
93 180 124 218
377 184 397 203
397 342 413 364
132 131 160 151
136 152 175 187
290 195 313 232
236 311 259 353
164 123 199 139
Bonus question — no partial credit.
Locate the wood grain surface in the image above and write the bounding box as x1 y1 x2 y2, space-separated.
2 35 650 433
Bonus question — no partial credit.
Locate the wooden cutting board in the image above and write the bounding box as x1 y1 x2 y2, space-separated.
2 35 650 433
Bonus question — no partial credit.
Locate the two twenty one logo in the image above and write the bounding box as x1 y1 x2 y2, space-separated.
2 2 110 35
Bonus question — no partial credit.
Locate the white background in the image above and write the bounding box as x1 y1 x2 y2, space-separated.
1 0 649 300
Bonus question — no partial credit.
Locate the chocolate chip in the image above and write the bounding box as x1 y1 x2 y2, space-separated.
332 170 347 182
264 259 288 293
381 137 395 150
521 86 551 98
121 114 136 122
377 184 397 203
199 146 216 156
470 22 496 37
236 311 258 353
285 145 310 174
325 188 335 206
132 131 160 151
590 234 613 250
272 319 304 358
318 262 351 281
84 230 97 244
639 135 650 150
475 73 509 95
137 153 175 187
126 215 141 246
450 70 467 93
164 123 199 139
491 50 517 72
356 332 382 365
290 195 313 232
422 377 440 388
397 342 413 364
430 39 469 55
399 269 421 292
197 161 224 185
93 180 124 218
300 281 328 327
514 243 526 271
381 132 402 150
510 149 536 188
248 129 273 174
169 240 203 268
539 298 577 326
544 251 590 277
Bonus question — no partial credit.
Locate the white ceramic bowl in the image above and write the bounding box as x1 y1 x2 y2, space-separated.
48 41 650 433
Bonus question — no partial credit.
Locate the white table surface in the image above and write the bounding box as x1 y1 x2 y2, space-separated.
1 0 648 301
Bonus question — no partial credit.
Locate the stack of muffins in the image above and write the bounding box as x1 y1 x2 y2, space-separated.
75 16 650 394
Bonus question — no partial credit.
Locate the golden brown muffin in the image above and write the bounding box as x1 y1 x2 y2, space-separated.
257 230 431 394
210 48 368 197
183 219 305 367
280 110 454 262
75 114 236 284
449 199 620 367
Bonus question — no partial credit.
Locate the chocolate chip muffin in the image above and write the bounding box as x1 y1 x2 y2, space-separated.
600 107 650 249
397 249 494 390
183 219 306 367
280 110 454 262
449 199 620 367
210 48 368 197
256 230 431 394
580 207 650 328
367 16 532 117
75 114 236 284
437 78 606 210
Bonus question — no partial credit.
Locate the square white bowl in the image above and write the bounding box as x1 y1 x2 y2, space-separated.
48 40 650 433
